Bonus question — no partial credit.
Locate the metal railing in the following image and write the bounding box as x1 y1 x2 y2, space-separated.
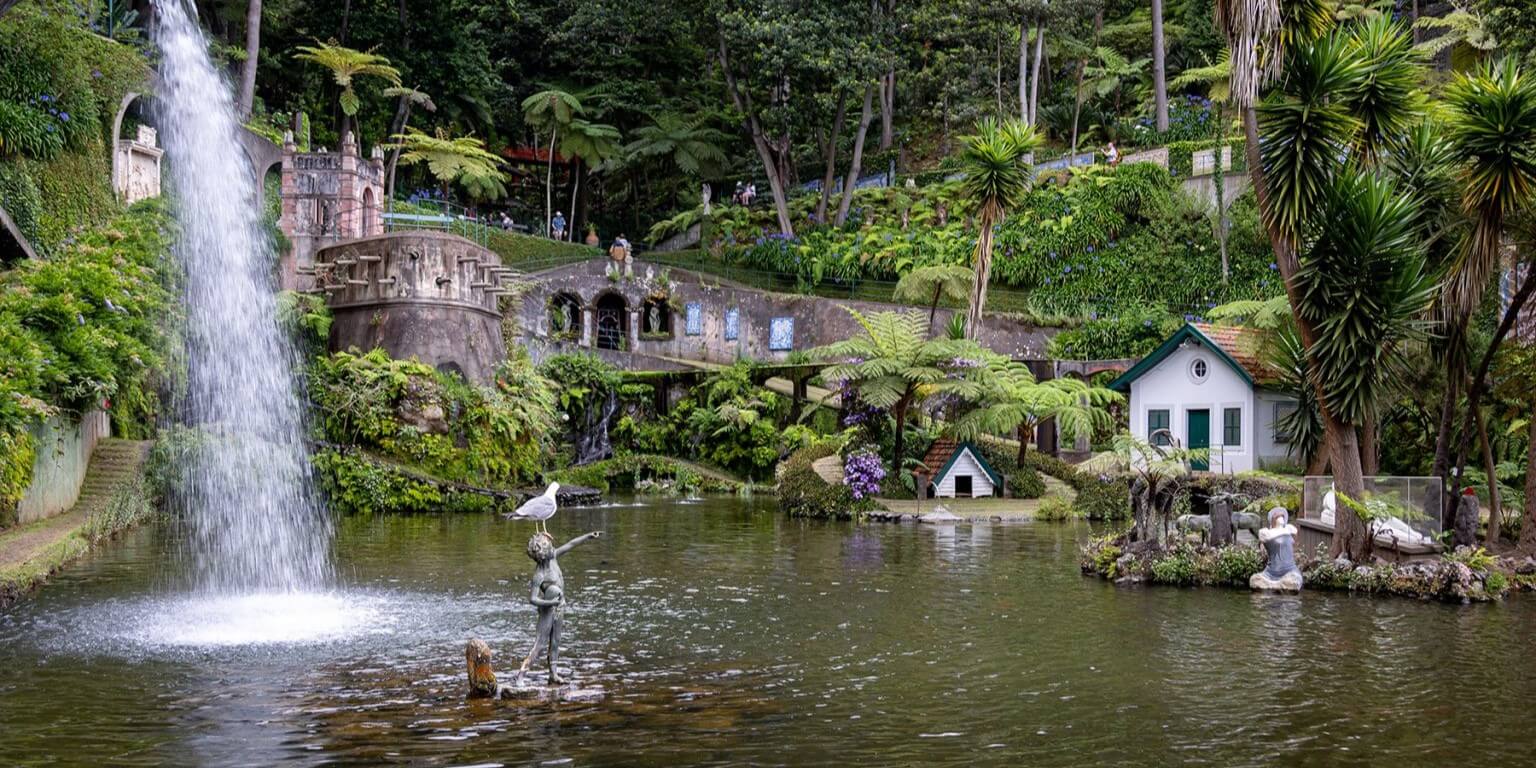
383 198 491 246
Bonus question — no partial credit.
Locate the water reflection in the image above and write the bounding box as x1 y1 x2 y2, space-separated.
3 497 1536 767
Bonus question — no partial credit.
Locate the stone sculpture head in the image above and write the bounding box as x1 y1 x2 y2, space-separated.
526 533 556 564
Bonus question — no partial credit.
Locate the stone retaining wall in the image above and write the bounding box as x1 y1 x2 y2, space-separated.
16 411 109 525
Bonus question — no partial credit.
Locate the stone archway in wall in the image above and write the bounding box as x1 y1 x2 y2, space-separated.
594 292 629 350
112 89 285 206
640 296 673 338
549 291 582 341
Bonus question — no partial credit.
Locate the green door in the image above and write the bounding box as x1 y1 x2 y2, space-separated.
1187 409 1210 471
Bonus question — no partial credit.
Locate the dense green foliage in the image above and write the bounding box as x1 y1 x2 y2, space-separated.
778 441 873 520
0 200 175 521
308 349 557 488
0 4 148 252
547 454 745 495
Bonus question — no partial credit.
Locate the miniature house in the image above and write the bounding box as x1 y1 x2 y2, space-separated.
1110 323 1299 474
921 439 1003 498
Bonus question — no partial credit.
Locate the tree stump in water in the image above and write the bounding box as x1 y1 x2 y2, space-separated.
1210 499 1234 546
465 638 497 698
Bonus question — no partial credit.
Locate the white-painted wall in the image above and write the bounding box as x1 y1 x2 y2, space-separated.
1254 390 1300 469
1127 340 1257 474
935 447 996 498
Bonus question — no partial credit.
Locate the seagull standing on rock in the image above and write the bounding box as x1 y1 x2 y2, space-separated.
507 482 560 535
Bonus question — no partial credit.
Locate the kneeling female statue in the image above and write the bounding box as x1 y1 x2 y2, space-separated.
1250 507 1303 592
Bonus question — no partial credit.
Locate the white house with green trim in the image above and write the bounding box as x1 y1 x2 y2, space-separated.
1109 323 1298 474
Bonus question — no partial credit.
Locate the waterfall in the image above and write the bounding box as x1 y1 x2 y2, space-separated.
154 0 331 594
575 391 618 465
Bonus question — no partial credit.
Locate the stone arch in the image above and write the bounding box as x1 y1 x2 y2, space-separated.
593 291 629 350
640 296 673 337
549 291 582 339
363 187 377 234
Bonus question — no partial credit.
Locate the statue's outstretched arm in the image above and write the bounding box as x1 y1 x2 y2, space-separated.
554 531 603 557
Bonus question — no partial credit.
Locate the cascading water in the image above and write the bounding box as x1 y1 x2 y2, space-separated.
154 0 331 595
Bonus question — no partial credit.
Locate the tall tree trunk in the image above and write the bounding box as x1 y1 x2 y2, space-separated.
1070 13 1102 157
545 127 558 237
1519 416 1536 553
1241 105 1371 560
893 397 910 472
1452 266 1536 503
719 37 796 237
1029 23 1045 126
928 286 942 336
236 0 262 120
879 69 895 150
568 162 583 239
835 85 876 227
384 99 414 203
817 90 850 224
1476 406 1503 545
1151 0 1169 133
339 0 353 43
1360 413 1379 476
1018 23 1030 123
1017 424 1030 467
967 208 1000 338
1431 339 1464 528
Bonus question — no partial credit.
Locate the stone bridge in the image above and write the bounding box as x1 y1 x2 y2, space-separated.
516 257 1058 366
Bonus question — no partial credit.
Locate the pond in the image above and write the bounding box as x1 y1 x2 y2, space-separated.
3 496 1535 767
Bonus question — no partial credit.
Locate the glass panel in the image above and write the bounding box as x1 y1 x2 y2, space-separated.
1223 407 1241 446
1149 409 1170 446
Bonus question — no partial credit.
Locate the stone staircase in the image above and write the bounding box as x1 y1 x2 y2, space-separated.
0 438 153 607
69 439 153 518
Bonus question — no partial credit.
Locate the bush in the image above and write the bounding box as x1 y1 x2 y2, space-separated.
1048 303 1181 359
778 442 871 519
1211 546 1265 586
1149 545 1199 585
1074 474 1131 520
547 453 744 495
1010 464 1046 499
1035 493 1078 522
313 449 496 515
309 349 557 487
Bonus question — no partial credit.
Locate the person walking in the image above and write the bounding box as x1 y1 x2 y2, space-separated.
1104 141 1120 167
551 211 567 241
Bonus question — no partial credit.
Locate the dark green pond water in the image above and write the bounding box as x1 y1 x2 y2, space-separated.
3 496 1534 767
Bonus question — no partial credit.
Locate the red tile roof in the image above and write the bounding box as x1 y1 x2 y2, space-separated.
919 438 958 475
1192 322 1276 385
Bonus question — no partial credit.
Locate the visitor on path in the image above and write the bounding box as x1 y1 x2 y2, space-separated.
551 211 567 241
613 233 633 277
1105 141 1120 166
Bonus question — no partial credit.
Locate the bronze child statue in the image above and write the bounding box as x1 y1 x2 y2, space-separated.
519 530 602 685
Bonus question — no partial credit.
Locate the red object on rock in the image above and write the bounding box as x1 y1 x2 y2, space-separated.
1463 486 1477 496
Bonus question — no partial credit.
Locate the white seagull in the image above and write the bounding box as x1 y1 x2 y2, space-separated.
508 482 560 535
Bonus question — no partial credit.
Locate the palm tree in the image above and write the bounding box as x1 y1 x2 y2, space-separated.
292 40 401 139
957 119 1039 339
1222 13 1421 560
382 86 436 201
387 127 508 201
521 87 584 239
812 309 989 471
892 264 974 333
950 355 1122 466
559 118 622 237
1442 59 1536 537
624 112 729 177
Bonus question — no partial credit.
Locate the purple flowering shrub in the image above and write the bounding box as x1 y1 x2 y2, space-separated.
842 448 886 500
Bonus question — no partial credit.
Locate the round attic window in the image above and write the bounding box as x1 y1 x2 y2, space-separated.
1189 357 1209 383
